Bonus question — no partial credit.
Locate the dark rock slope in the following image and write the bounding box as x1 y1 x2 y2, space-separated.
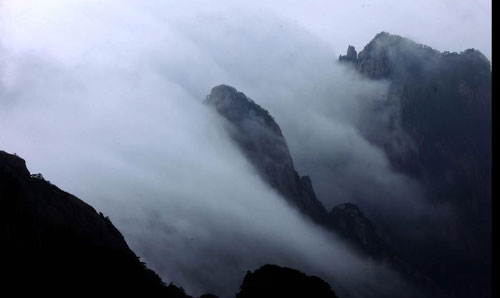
0 150 191 297
340 32 491 298
328 203 393 259
205 85 328 223
236 264 339 298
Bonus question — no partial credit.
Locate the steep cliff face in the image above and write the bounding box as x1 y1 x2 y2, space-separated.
339 32 491 298
236 264 339 298
205 85 328 222
0 150 191 297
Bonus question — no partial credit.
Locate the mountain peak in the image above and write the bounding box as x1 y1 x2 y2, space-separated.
374 31 390 37
207 84 243 102
372 31 398 41
343 32 443 79
205 84 283 137
206 84 255 106
205 85 328 222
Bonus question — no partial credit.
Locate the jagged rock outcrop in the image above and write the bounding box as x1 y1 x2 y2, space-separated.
328 203 392 259
339 45 357 62
339 32 492 298
0 150 191 297
236 264 339 298
204 85 328 223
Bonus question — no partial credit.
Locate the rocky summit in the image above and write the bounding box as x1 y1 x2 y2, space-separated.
205 84 328 223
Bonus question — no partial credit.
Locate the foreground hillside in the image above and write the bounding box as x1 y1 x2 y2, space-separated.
0 150 190 297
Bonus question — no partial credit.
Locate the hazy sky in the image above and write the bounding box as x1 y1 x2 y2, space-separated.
0 0 492 60
0 1 491 297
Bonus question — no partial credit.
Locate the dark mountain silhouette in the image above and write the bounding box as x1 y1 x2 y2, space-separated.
0 150 192 297
339 32 491 298
205 85 328 223
236 264 339 298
